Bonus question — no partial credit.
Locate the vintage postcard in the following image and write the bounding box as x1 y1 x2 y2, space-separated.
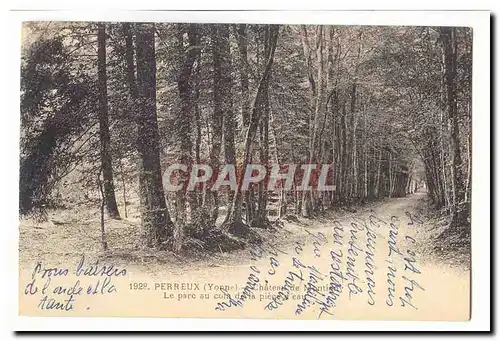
15 10 489 329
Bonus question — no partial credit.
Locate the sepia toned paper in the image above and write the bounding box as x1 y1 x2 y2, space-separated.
17 12 482 325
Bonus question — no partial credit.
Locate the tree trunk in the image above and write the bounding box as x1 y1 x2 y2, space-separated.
97 23 120 219
441 27 468 227
119 158 128 218
340 103 348 202
465 100 472 203
363 106 368 201
219 25 237 204
97 172 109 251
255 26 272 227
174 23 201 249
123 23 146 225
234 25 256 224
388 152 393 198
375 139 382 198
235 24 251 128
270 111 286 218
301 25 325 217
349 31 362 201
193 53 203 208
207 25 227 227
223 25 280 236
134 23 173 247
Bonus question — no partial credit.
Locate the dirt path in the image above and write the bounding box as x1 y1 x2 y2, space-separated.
141 192 470 320
19 193 470 320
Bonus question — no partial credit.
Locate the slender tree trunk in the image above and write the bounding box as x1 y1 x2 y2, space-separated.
388 152 393 198
235 24 251 128
406 174 412 195
120 158 128 218
340 103 348 202
270 111 286 218
441 27 468 226
363 106 368 200
349 31 362 202
207 25 226 227
375 140 383 198
430 138 445 208
97 23 120 219
123 22 147 227
234 24 254 223
301 25 325 217
300 25 315 215
465 100 472 203
256 26 272 227
223 25 280 235
97 172 109 251
193 53 203 208
219 25 237 209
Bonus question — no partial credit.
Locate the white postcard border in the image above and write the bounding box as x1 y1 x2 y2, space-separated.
5 9 490 332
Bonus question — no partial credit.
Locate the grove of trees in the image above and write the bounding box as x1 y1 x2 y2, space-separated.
20 22 472 251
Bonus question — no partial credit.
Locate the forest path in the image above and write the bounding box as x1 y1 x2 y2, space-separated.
124 192 470 320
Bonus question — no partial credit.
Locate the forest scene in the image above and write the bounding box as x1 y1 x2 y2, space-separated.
19 22 472 275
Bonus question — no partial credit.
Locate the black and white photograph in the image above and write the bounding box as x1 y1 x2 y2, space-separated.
12 10 490 330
